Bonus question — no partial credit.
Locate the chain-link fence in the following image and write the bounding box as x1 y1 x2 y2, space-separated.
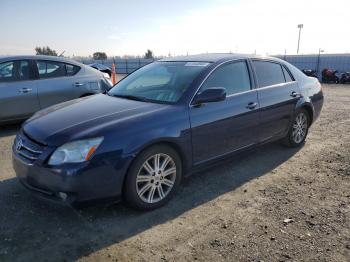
76 58 156 74
76 54 350 77
276 54 350 78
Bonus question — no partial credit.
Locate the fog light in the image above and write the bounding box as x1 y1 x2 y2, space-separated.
58 192 67 201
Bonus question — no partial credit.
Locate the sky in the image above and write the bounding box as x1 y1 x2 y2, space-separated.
1 0 350 57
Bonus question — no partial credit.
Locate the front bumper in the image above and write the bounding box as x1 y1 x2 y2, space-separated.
12 133 129 204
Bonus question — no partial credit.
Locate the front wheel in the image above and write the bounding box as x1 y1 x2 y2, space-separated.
124 145 182 210
283 109 310 147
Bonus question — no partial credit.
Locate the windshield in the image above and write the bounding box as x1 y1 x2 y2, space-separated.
108 61 210 103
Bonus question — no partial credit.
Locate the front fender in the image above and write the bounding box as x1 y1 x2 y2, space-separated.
122 126 192 174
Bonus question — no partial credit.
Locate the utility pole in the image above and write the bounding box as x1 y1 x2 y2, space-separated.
297 24 304 54
316 48 324 77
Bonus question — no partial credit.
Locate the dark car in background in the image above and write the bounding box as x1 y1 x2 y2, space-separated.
0 55 112 124
89 63 112 77
12 54 323 210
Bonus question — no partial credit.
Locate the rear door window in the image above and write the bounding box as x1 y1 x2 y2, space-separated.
65 63 80 76
36 60 80 79
36 60 66 79
253 61 286 87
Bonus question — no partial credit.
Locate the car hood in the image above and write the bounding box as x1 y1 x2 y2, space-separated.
23 94 165 146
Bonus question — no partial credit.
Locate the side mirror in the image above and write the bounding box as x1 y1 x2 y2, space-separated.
193 87 226 105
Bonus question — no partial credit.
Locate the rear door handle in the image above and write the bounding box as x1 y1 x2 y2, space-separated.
290 91 299 97
74 82 84 87
246 102 258 110
19 88 32 93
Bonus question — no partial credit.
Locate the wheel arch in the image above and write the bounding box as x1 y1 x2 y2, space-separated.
136 140 188 173
300 104 314 126
121 140 189 198
296 100 314 126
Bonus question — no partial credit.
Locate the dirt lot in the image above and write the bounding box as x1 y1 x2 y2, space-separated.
0 84 349 262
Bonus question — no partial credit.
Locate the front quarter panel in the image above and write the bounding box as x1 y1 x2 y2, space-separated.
85 105 192 197
105 105 191 164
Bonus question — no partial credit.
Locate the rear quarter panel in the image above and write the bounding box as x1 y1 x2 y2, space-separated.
285 61 324 124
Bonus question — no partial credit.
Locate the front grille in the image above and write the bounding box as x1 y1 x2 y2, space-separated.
15 132 44 163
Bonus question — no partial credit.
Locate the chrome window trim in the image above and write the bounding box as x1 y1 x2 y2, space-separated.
255 82 287 91
225 88 256 98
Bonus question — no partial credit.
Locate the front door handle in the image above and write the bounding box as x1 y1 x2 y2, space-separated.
19 88 32 93
246 102 258 110
74 82 84 87
290 91 299 97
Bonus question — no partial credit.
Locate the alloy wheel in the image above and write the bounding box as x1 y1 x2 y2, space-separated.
136 153 177 204
292 112 308 144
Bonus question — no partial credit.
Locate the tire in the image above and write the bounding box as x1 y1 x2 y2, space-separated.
283 109 310 148
124 145 182 210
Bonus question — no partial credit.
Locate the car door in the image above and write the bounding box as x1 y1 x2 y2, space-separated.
252 60 301 142
0 60 40 122
34 60 82 108
189 60 260 164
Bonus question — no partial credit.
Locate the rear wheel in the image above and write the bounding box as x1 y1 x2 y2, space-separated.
124 145 182 210
283 109 309 147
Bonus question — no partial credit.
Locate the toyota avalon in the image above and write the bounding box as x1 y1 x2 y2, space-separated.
0 55 112 124
12 54 324 210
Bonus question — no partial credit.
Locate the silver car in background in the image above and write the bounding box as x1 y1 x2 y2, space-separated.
0 55 112 124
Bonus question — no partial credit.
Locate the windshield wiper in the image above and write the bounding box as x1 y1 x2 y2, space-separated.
107 93 151 102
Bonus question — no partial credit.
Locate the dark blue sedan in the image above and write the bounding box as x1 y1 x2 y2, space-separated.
12 54 324 210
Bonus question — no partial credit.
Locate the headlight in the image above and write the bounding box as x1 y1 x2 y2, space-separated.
48 137 103 165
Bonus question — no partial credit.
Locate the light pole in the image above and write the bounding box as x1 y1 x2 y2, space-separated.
297 24 304 54
316 48 324 77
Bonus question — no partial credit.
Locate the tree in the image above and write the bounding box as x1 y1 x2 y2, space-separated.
35 46 57 56
144 49 154 59
93 52 107 60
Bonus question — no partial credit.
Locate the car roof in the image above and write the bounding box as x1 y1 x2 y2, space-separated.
159 53 265 63
0 55 83 66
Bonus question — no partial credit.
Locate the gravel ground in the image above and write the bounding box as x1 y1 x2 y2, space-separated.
0 84 349 262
